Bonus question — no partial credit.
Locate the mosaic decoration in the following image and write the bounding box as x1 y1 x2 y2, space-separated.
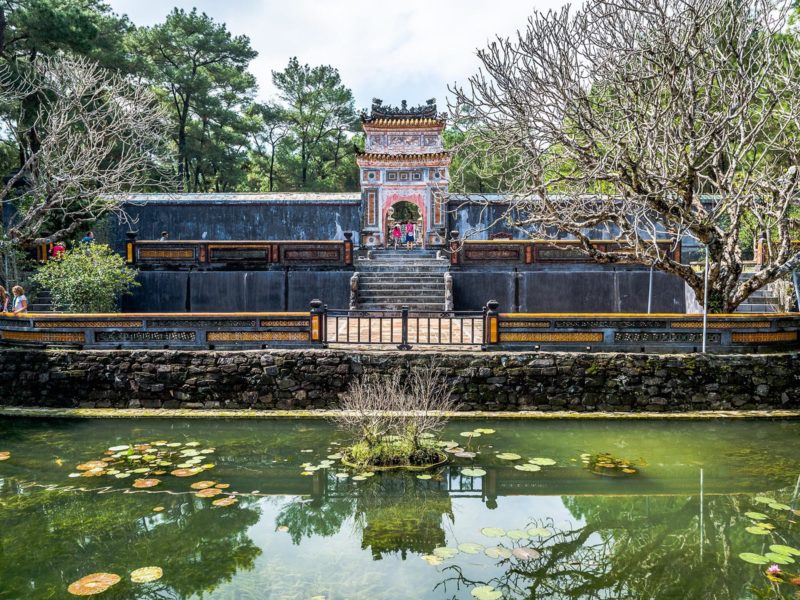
208 248 269 261
283 249 341 262
464 248 522 261
0 330 85 343
137 248 194 260
147 320 256 329
671 321 771 329
614 332 721 343
35 320 143 329
499 321 550 328
207 331 307 342
500 332 604 343
260 320 305 328
95 331 195 343
554 320 668 329
731 331 798 343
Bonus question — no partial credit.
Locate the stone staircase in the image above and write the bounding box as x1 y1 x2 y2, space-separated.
354 249 449 311
736 275 782 313
30 287 53 312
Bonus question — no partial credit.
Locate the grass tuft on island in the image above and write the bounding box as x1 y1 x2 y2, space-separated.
342 437 447 470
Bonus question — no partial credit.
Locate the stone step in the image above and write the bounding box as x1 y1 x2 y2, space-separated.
357 266 450 273
359 283 445 291
357 303 447 311
358 294 446 303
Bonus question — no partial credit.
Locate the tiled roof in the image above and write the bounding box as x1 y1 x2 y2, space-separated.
356 151 451 162
362 118 444 128
121 193 360 202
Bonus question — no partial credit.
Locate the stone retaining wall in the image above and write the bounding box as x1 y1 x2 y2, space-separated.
1 349 798 412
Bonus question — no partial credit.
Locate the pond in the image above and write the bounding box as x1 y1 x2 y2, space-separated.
1 417 799 599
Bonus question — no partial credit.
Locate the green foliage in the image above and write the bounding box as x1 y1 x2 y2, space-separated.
32 244 138 312
347 437 443 469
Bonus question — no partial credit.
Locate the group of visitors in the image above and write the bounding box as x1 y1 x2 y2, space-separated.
391 222 416 250
49 230 95 259
0 286 28 314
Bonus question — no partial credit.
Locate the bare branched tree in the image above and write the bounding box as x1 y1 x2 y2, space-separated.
0 55 171 247
449 0 800 312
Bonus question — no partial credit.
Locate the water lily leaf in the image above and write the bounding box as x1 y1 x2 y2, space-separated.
497 453 521 461
529 457 556 466
300 471 313 476
152 507 165 512
151 441 168 446
166 442 182 448
485 546 512 559
514 464 541 472
460 431 481 438
421 554 443 566
68 473 81 478
114 473 130 479
108 445 130 452
362 472 375 477
527 527 551 538
471 586 501 600
190 481 216 490
130 566 163 583
433 547 459 559
67 573 121 596
481 527 506 537
455 451 477 459
196 488 223 498
474 428 496 434
438 441 460 449
765 552 795 564
770 545 800 557
335 472 349 479
212 497 238 507
506 529 528 540
462 468 487 477
215 483 230 489
420 433 436 439
769 502 791 511
745 512 768 520
76 461 106 471
756 522 775 530
445 447 465 454
327 453 342 460
132 468 151 474
177 463 194 468
352 475 367 481
170 469 197 477
738 552 770 564
745 526 771 535
458 542 484 554
185 442 200 447
416 474 432 480
754 496 775 504
512 547 541 560
621 468 638 474
132 478 160 489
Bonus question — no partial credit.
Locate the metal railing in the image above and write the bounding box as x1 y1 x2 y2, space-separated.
325 306 484 349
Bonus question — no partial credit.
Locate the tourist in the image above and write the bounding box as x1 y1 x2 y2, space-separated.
159 231 169 241
81 231 95 244
0 286 9 312
50 241 66 259
12 286 27 314
392 224 401 249
405 221 415 250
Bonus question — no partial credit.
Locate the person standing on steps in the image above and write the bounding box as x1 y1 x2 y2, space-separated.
0 286 9 312
392 224 401 249
405 221 415 250
11 286 27 314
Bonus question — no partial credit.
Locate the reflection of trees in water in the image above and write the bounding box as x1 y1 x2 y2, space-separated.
277 471 453 560
0 480 262 599
439 494 768 600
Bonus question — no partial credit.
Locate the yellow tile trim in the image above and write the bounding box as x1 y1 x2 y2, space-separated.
500 321 550 328
1 330 85 343
36 321 143 329
731 331 798 343
207 331 307 342
503 313 799 318
500 332 603 343
671 321 770 329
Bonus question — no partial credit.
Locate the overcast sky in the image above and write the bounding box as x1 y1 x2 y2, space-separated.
106 0 566 111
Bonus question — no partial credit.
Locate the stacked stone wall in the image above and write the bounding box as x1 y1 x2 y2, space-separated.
0 349 798 412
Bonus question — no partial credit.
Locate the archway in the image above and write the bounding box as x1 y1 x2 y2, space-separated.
385 201 422 248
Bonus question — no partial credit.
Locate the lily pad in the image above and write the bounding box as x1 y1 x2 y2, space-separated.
454 451 477 459
769 502 792 511
527 527 551 538
460 431 481 438
738 552 770 564
474 428 496 434
196 488 223 498
132 478 160 489
745 511 768 520
754 496 775 504
485 546 512 559
335 472 349 479
212 497 238 507
67 573 121 596
481 527 506 538
506 529 528 540
433 547 459 559
497 453 521 461
512 547 541 560
462 468 487 477
745 526 771 535
421 554 443 566
529 457 556 466
438 440 460 449
130 566 163 583
185 442 201 447
471 586 501 600
458 542 484 554
170 469 197 477
416 474 432 480
765 552 795 564
514 464 541 472
190 481 216 490
152 507 165 512
327 453 342 460
108 445 130 452
352 476 367 481
770 545 800 557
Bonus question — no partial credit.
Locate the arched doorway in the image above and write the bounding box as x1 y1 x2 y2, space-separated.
386 201 423 248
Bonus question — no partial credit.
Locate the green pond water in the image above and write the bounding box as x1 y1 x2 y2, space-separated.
1 417 800 599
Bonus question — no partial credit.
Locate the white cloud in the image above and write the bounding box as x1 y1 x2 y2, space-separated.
107 0 566 109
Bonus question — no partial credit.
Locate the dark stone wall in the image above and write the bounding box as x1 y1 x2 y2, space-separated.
452 269 686 312
112 199 361 249
122 270 351 312
0 348 797 412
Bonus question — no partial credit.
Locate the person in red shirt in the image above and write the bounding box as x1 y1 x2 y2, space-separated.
50 241 66 259
405 222 415 250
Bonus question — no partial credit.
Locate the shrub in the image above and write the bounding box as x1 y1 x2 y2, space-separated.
33 244 139 312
